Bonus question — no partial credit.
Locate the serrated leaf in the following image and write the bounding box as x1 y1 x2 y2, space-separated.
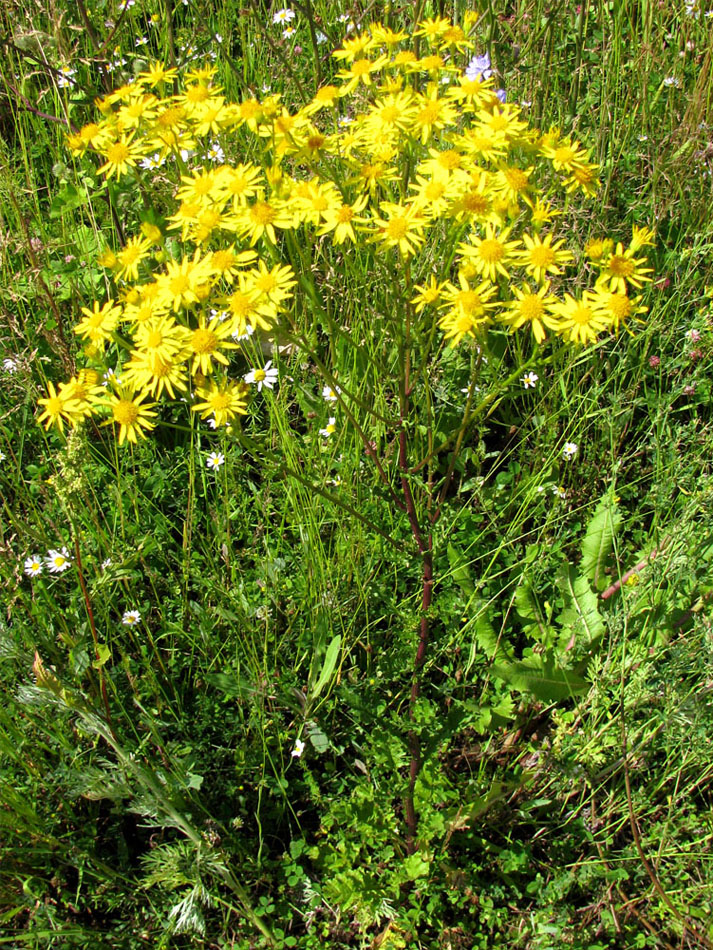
581 490 622 590
491 656 589 702
515 581 553 641
468 601 506 663
447 543 474 595
556 565 605 653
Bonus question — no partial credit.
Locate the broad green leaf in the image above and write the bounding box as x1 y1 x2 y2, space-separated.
581 490 621 591
310 634 341 699
515 581 553 642
491 656 589 702
92 643 111 668
556 565 605 653
447 543 474 595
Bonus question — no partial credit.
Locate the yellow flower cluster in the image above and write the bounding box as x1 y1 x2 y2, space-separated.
40 17 654 442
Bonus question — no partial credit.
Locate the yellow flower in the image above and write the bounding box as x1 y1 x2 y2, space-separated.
74 300 123 345
59 370 104 419
371 202 428 257
317 194 369 244
459 224 521 281
237 192 294 245
97 134 144 180
104 390 157 445
188 314 238 375
137 61 178 87
155 252 215 312
336 54 390 94
592 285 648 333
37 381 83 433
549 291 611 345
439 274 497 343
122 351 188 399
584 237 614 262
132 315 191 366
411 275 448 313
519 232 574 283
599 242 653 294
192 378 248 427
563 161 600 197
410 88 458 145
116 235 153 281
499 285 561 344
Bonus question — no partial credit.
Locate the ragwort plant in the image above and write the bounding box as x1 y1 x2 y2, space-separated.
28 12 660 937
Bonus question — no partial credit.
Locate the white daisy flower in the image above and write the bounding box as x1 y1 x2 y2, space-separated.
122 609 141 626
562 442 578 461
46 547 71 573
101 558 113 570
521 372 539 389
283 25 296 38
24 555 44 577
57 65 75 88
272 7 295 24
552 486 567 500
2 357 18 373
291 738 305 757
322 384 341 402
232 323 255 342
206 451 225 470
244 360 278 392
319 417 337 438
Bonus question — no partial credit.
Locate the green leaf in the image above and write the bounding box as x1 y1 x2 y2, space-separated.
556 565 605 653
491 656 589 702
515 581 553 641
467 600 507 665
310 634 341 699
581 490 621 591
447 543 474 595
92 643 111 668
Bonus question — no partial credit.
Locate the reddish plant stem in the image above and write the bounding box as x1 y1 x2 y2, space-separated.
399 428 434 853
73 536 117 741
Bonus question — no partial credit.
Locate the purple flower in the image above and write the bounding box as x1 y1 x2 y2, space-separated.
466 52 492 82
495 88 507 103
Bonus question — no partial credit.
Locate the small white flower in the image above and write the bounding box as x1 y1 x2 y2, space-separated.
205 141 225 163
210 308 230 323
338 115 354 128
214 32 223 42
244 360 278 391
552 486 567 500
2 357 18 373
57 65 75 88
272 7 295 24
0 450 5 462
101 558 113 570
46 547 71 573
521 372 539 389
562 441 578 461
206 451 225 470
322 384 341 402
139 152 166 170
283 25 297 38
316 30 327 44
122 609 141 626
291 738 305 758
24 555 43 577
663 76 680 87
135 35 148 46
319 417 337 438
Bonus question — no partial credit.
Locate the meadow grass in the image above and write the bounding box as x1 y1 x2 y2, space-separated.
1 1 712 947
